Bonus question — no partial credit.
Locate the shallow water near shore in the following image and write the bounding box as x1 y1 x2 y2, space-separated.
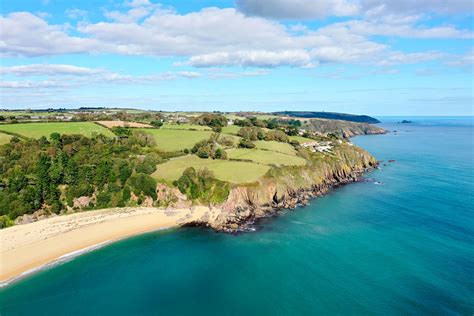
1 117 473 315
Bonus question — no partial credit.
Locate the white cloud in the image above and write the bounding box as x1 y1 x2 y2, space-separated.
446 50 474 68
178 71 201 78
183 50 316 68
0 12 97 57
323 17 473 39
361 0 474 16
1 4 470 69
236 0 359 19
236 0 473 19
0 80 70 89
376 51 444 66
65 9 88 20
0 64 105 76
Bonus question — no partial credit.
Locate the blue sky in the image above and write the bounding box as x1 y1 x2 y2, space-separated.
1 0 473 115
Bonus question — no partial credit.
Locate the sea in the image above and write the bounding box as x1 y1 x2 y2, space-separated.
0 117 473 315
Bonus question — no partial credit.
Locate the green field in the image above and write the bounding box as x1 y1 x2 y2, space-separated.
254 140 297 156
0 132 12 145
226 148 306 166
0 122 114 138
161 124 211 131
221 125 241 134
138 129 213 152
0 111 60 117
289 135 314 144
153 155 270 184
254 114 280 120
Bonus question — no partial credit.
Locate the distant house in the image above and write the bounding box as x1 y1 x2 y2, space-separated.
176 116 189 123
302 141 332 153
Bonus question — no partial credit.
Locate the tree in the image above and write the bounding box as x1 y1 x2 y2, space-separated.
237 127 265 141
238 139 256 148
150 120 163 128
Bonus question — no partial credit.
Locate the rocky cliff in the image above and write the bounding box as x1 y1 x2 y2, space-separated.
304 118 386 138
193 144 377 232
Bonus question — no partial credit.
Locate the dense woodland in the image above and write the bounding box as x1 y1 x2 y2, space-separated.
0 130 229 227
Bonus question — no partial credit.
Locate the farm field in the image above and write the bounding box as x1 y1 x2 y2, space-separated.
226 148 306 166
161 124 211 131
0 111 60 117
254 140 297 156
289 135 314 144
153 155 270 184
220 125 241 134
138 128 213 152
96 121 152 128
254 114 280 120
0 132 12 145
0 122 114 138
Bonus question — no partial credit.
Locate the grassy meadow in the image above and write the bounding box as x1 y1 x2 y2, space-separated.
0 132 12 145
226 148 306 166
153 155 270 184
0 122 114 138
254 140 297 156
138 128 213 152
289 135 314 144
221 125 241 134
0 111 59 117
161 124 211 131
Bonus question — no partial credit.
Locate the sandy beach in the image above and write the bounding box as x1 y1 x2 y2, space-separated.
0 206 219 286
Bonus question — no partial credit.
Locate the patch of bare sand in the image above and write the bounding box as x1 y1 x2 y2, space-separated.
0 206 218 285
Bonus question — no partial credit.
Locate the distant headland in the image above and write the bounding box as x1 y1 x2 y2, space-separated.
272 111 381 124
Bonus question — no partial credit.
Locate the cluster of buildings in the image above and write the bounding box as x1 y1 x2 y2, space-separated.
301 141 333 153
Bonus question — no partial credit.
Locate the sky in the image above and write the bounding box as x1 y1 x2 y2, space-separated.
1 0 473 115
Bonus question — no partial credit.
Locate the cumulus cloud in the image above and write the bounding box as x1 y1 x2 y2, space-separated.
0 4 470 68
236 0 473 19
0 12 97 57
236 0 359 19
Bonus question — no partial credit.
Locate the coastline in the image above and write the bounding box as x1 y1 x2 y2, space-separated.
0 150 377 287
0 206 218 286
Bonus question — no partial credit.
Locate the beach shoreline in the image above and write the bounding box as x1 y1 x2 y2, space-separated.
0 206 218 286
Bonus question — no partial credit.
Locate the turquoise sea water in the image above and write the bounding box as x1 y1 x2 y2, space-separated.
1 117 473 315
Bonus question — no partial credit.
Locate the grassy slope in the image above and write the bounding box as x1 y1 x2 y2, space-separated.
289 136 314 144
153 155 270 184
0 132 12 145
138 128 213 152
161 124 211 131
0 122 114 138
226 148 306 166
0 111 59 117
254 140 297 156
221 125 241 134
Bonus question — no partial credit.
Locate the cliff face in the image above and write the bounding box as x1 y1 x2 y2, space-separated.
304 118 386 138
203 144 377 232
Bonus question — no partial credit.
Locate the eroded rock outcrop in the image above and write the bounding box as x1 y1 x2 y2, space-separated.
204 145 377 232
